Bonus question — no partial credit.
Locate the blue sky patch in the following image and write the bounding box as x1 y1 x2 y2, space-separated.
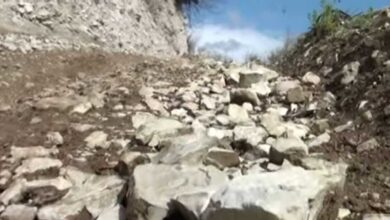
191 0 389 61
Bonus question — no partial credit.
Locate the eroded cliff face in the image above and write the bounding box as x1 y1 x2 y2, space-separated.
0 0 188 56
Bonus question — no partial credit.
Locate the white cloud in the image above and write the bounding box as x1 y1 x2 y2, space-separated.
191 24 283 62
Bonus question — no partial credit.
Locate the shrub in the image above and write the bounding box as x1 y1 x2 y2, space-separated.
175 0 198 8
266 33 298 66
308 0 346 37
175 0 209 12
347 8 375 29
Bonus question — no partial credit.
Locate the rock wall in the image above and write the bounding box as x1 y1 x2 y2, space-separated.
0 0 188 56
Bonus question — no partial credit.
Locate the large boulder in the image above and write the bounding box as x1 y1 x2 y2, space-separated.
14 157 63 177
10 146 58 160
228 104 251 125
239 72 267 88
275 79 300 95
131 112 157 129
233 126 268 147
131 164 228 219
272 136 309 155
287 87 306 103
204 148 240 169
153 131 219 165
227 65 279 86
135 117 188 147
363 214 390 220
38 167 125 220
0 204 37 220
341 61 360 85
251 81 272 97
84 131 109 149
260 112 286 137
230 89 261 106
201 164 347 220
33 96 82 111
302 72 321 85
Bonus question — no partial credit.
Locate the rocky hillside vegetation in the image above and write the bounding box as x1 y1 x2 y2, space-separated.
0 2 389 220
0 0 188 56
271 6 390 218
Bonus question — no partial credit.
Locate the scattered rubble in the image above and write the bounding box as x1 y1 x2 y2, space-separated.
84 131 109 149
203 165 346 220
303 71 321 85
205 147 240 169
0 204 37 220
273 7 390 217
46 132 64 146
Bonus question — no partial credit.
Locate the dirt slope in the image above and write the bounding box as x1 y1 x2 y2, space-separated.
0 0 188 56
272 7 390 217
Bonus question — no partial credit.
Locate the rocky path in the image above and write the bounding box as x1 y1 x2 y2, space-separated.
0 50 388 220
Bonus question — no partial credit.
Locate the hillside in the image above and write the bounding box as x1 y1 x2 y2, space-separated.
272 7 390 217
0 0 188 56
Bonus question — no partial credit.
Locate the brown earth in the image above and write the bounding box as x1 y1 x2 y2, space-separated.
0 49 202 177
272 8 390 218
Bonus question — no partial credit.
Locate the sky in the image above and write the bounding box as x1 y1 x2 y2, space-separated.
190 0 389 61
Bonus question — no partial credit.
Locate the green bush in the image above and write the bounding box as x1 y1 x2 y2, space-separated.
347 8 375 29
308 0 342 36
176 0 199 8
175 0 211 12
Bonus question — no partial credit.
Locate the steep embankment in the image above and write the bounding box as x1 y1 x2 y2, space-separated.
273 7 390 216
0 0 188 56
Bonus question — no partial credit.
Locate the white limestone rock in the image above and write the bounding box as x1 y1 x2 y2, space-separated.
38 167 125 220
202 95 217 110
287 86 306 103
341 61 360 85
96 204 125 220
357 138 380 153
273 136 309 155
11 146 58 160
233 126 268 147
308 133 331 148
215 115 231 126
260 112 286 137
84 131 109 149
131 112 157 129
0 179 26 205
25 177 72 191
303 72 321 85
275 79 300 95
251 81 271 96
15 157 63 177
231 89 261 106
207 128 233 140
135 117 187 147
71 102 93 114
144 97 169 116
46 132 64 145
0 204 37 220
363 214 390 220
133 164 228 218
228 104 251 125
154 131 218 165
202 164 347 220
205 147 240 169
